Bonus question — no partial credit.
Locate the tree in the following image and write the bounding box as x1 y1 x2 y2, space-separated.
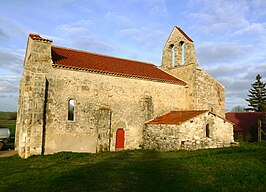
245 74 266 112
231 106 245 112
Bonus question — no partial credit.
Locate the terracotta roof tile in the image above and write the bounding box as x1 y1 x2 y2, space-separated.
51 46 186 85
29 34 53 42
146 110 208 125
175 26 193 42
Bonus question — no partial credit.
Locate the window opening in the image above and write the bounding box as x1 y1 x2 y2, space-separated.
181 41 185 65
206 124 210 138
68 99 75 121
171 44 175 67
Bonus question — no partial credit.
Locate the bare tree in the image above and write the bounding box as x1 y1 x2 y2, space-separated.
231 106 245 112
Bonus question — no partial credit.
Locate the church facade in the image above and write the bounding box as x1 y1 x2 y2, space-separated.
15 27 234 158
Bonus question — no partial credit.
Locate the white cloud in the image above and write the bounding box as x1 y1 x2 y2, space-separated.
0 16 26 39
56 19 93 34
71 36 114 53
0 94 18 112
105 12 133 26
120 27 166 48
234 22 266 36
0 28 8 39
197 42 251 65
206 65 247 78
130 0 168 17
0 48 23 111
56 20 114 53
251 0 266 17
43 0 75 6
0 48 24 75
204 62 266 110
219 77 251 110
0 75 20 111
187 0 249 35
188 12 215 24
56 24 88 35
0 76 20 94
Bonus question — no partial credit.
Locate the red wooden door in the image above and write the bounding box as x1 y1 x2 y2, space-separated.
116 128 124 150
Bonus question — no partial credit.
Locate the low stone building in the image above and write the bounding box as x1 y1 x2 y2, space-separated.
15 26 234 158
144 110 233 150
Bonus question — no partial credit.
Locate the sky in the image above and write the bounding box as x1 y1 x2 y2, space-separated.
0 0 265 112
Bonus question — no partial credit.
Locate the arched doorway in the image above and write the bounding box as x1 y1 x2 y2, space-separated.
116 128 124 150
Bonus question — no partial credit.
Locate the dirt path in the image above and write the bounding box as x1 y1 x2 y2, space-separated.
0 150 17 157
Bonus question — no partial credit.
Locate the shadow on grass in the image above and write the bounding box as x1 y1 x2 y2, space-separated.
43 150 178 192
1 147 266 192
3 150 196 192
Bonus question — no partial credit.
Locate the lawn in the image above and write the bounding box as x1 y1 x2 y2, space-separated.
0 143 266 192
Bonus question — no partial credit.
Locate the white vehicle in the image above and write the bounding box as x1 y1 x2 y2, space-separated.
0 128 10 144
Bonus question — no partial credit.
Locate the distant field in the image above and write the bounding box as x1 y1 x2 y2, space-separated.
0 112 16 149
0 111 16 121
0 142 265 192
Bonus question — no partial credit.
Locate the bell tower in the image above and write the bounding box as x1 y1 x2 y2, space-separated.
161 26 198 69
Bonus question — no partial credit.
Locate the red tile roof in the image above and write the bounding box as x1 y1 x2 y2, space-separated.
29 34 53 42
51 46 186 85
175 26 193 42
146 110 208 125
226 112 266 132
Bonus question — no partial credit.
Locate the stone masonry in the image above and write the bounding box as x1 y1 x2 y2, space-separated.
161 27 225 117
143 111 234 151
16 27 234 158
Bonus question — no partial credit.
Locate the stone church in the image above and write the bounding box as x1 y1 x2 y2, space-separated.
15 26 234 158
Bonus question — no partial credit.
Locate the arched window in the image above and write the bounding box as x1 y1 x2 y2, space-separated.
68 99 75 121
206 124 210 138
181 41 185 65
170 44 175 67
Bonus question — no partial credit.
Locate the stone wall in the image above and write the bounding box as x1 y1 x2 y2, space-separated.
160 26 225 117
143 112 234 151
16 35 187 158
43 67 186 155
16 27 233 158
15 38 52 158
164 65 225 117
161 27 198 68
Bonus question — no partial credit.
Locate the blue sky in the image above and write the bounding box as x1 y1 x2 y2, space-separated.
0 0 265 112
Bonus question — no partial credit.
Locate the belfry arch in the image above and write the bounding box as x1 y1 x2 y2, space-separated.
161 26 198 69
170 44 175 67
180 41 185 65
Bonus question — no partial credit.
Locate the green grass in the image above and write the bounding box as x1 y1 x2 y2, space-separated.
0 111 16 121
0 143 266 192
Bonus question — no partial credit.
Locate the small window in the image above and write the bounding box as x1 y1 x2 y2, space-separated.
206 124 210 138
180 41 185 65
170 44 175 67
68 99 75 121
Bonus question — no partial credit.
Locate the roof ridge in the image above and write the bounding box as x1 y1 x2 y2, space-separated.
226 112 266 114
175 109 208 111
52 63 184 84
146 110 209 125
52 45 156 67
29 33 53 42
174 26 194 42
